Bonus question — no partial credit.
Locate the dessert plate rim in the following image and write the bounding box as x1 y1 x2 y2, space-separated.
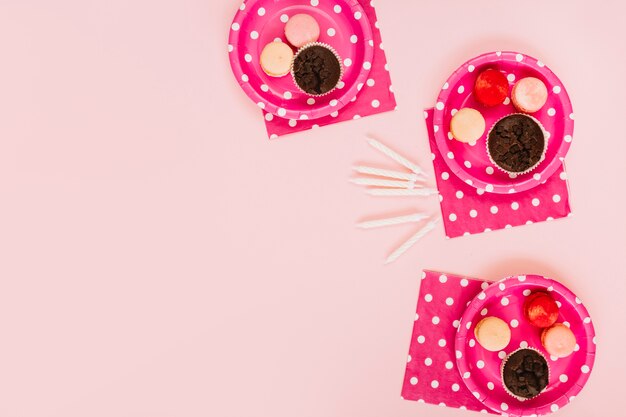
432 51 574 194
454 274 596 416
228 0 374 120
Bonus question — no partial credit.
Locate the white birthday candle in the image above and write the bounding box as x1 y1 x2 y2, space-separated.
357 213 428 229
385 218 440 264
366 136 427 177
350 178 422 188
366 188 437 197
352 166 421 182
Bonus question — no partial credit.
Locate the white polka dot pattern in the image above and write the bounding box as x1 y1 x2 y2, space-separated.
229 0 394 136
430 51 574 194
402 271 494 412
425 109 572 238
453 274 596 416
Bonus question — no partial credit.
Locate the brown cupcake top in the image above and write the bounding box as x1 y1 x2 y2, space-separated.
502 348 549 400
488 114 545 173
292 45 341 95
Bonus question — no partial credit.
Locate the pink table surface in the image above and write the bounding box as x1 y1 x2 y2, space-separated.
1 1 625 417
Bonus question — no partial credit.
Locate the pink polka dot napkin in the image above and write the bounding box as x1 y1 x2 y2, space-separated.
263 1 396 139
424 109 572 238
401 270 496 413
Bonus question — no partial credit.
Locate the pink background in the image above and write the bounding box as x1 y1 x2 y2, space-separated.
0 1 624 417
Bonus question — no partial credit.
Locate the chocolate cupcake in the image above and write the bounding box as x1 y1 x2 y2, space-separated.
487 114 547 175
291 43 342 96
501 348 550 401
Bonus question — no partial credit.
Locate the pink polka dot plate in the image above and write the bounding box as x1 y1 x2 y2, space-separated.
455 274 595 416
433 52 574 194
228 0 374 120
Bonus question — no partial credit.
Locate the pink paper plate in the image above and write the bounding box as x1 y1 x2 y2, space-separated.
228 0 374 120
455 275 596 416
433 52 574 194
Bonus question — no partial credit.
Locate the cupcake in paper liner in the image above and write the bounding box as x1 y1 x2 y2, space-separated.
290 42 343 97
486 113 548 176
500 347 550 402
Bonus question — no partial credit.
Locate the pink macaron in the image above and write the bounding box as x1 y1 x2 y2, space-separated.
284 14 320 48
541 323 577 358
512 77 548 113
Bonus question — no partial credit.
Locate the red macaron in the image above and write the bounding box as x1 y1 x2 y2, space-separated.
523 291 559 328
474 69 509 107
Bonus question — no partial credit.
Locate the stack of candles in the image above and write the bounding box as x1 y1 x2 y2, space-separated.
351 136 440 264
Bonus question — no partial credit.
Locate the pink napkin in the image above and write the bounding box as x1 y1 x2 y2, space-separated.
263 1 396 139
401 270 496 413
424 109 572 238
